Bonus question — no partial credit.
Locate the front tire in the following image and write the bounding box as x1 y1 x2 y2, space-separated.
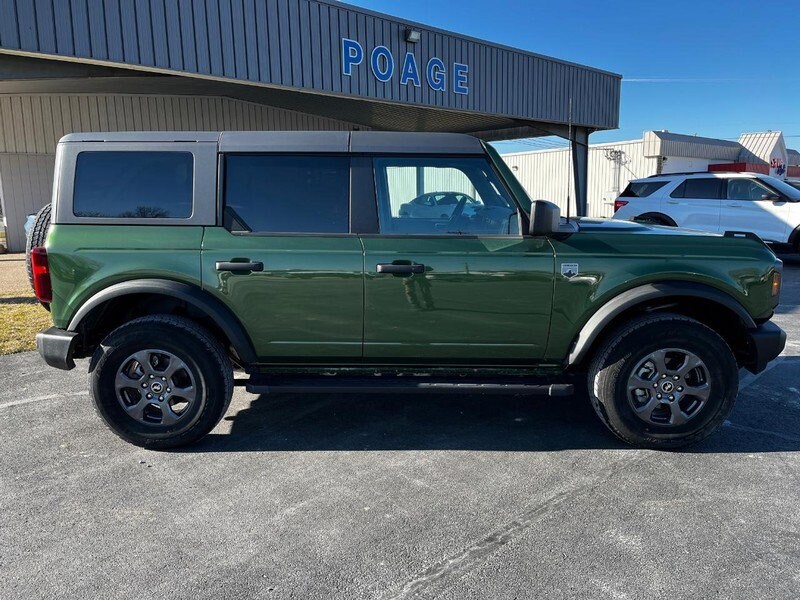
89 315 233 449
588 314 738 449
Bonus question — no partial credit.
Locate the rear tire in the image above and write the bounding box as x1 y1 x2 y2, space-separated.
587 313 738 449
89 315 233 449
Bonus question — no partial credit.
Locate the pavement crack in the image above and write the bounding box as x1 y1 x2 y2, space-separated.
383 456 641 600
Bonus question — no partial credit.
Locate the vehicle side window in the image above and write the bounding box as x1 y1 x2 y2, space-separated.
620 181 668 197
373 157 520 235
223 154 349 233
73 151 193 218
670 178 723 199
727 179 772 201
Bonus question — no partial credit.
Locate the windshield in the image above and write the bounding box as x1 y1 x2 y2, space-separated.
786 180 800 192
761 175 800 200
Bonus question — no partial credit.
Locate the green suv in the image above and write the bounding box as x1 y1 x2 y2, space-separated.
30 131 785 450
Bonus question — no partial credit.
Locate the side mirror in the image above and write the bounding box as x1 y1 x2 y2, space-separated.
761 194 781 202
529 200 561 236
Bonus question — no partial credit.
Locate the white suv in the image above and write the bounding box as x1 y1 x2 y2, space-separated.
613 172 800 249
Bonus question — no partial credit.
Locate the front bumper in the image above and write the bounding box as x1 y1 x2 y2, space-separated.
36 327 79 370
744 321 786 374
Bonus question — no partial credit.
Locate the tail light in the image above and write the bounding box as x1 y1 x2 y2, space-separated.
613 199 629 213
30 247 52 303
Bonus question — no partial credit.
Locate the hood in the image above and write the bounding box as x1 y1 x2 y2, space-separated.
574 217 721 238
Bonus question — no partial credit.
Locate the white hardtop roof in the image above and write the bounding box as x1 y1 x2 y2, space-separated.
58 131 486 155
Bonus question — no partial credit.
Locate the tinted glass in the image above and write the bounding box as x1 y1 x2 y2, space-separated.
73 151 193 218
620 181 668 197
224 155 349 233
757 176 800 200
374 157 519 235
671 178 723 199
727 179 772 201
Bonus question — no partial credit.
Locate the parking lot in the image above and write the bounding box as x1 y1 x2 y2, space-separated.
1 261 799 599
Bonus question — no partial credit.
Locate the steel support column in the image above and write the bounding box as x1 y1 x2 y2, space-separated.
571 127 590 216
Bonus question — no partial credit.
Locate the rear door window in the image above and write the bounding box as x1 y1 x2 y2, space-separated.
223 155 350 233
670 178 724 199
73 151 193 218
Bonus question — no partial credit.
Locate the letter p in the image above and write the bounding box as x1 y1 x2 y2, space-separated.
342 38 363 76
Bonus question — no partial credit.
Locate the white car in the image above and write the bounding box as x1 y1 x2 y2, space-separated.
613 172 800 249
398 192 478 219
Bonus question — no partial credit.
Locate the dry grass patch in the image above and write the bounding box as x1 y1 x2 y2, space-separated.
0 290 52 354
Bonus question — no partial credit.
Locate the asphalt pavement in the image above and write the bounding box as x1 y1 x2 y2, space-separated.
2 262 799 599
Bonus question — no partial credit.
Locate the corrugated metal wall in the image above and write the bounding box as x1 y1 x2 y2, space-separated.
501 140 654 218
0 92 358 155
0 0 620 130
0 92 361 251
0 153 54 251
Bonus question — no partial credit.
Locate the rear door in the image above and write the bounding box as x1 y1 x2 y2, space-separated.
359 155 555 364
720 178 791 242
664 177 724 231
202 153 364 362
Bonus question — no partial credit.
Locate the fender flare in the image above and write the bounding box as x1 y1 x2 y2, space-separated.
567 281 756 366
67 279 257 365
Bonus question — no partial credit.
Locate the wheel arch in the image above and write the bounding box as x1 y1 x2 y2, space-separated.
633 212 677 227
567 281 756 368
68 279 257 366
789 224 800 249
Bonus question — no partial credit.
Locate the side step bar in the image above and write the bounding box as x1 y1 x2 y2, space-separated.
244 376 574 397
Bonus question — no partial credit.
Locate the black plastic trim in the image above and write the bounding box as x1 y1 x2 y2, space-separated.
36 327 79 370
67 279 257 365
350 155 379 234
246 375 573 396
743 321 786 374
568 281 758 366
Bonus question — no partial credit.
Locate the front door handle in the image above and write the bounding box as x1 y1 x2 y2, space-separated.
376 263 425 275
216 260 264 272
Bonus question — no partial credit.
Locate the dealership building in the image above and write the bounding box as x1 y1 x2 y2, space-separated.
503 130 800 218
0 0 620 251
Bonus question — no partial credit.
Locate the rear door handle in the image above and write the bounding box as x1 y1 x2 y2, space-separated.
376 263 425 274
215 260 264 272
666 200 679 205
727 202 742 207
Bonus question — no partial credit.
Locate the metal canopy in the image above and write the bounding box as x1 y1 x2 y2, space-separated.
0 0 620 141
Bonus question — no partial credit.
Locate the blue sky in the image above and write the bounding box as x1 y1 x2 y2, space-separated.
345 0 800 153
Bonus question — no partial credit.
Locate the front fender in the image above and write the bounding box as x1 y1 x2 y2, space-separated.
566 281 757 366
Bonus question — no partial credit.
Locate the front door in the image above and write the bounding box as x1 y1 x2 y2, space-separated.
361 156 555 364
202 154 363 362
720 178 791 243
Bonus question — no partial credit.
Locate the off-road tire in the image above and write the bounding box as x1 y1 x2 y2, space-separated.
25 203 51 309
89 315 233 449
587 313 738 450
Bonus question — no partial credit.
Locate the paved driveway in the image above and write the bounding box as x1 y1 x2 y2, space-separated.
2 264 799 599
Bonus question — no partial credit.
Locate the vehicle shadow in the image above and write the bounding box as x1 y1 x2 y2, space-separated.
187 357 800 454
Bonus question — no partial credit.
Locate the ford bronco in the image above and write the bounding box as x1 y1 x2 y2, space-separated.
30 131 785 449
